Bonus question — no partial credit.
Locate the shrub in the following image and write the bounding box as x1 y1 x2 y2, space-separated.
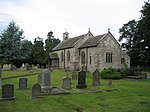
101 67 121 79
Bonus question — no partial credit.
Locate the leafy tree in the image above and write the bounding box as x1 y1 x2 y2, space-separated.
119 20 140 66
119 1 150 66
137 1 150 66
20 39 34 64
45 31 60 53
0 21 24 65
32 36 45 65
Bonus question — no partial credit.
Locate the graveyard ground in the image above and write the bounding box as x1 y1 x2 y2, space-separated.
0 69 150 112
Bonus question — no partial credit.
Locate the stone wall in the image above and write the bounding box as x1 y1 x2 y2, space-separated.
52 32 130 72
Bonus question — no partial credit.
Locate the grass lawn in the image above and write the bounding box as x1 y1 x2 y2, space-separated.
0 69 150 112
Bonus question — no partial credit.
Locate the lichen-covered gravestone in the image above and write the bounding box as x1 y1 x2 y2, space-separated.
1 84 15 100
18 78 29 90
76 70 87 89
31 83 43 99
41 69 51 91
92 69 101 86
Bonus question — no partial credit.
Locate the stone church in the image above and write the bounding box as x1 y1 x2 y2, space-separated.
50 30 130 72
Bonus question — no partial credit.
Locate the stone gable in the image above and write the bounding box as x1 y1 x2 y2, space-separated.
51 31 130 72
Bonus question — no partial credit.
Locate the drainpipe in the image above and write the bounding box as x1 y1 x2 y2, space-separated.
86 48 88 72
64 49 65 69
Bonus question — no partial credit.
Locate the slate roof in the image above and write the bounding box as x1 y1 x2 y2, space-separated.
53 32 108 51
79 33 107 48
53 34 87 51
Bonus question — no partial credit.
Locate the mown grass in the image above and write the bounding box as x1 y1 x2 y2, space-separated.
0 69 150 112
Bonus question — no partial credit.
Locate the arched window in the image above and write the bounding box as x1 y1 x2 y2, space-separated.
106 52 112 63
67 51 70 62
61 52 63 61
81 52 85 64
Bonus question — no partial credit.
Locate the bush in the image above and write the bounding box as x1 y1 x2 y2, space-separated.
101 67 121 79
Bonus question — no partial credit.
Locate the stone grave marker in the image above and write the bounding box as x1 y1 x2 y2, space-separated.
31 83 43 99
1 84 15 100
18 78 29 90
62 76 71 89
92 69 100 86
108 79 112 86
41 69 51 90
0 65 2 88
62 67 71 89
38 73 42 84
72 71 77 80
76 70 87 89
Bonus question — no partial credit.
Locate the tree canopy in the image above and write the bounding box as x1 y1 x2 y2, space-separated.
0 22 61 67
0 21 24 65
119 1 150 66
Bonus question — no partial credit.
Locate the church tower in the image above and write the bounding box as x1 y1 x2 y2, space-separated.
63 31 69 41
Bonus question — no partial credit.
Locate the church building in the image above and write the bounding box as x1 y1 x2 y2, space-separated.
50 30 130 72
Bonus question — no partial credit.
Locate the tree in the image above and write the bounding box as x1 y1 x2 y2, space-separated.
0 21 24 65
32 36 45 65
119 1 150 66
137 1 150 66
119 20 138 53
45 31 60 53
20 40 34 63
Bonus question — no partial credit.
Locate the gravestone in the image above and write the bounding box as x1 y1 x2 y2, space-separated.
41 69 51 90
1 84 15 100
0 65 2 88
76 70 87 89
108 79 112 86
11 65 17 72
72 71 77 80
31 83 43 99
62 76 71 89
38 73 42 84
92 69 100 86
18 78 29 90
62 67 71 89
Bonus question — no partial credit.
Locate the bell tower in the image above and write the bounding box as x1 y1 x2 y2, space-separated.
63 31 69 41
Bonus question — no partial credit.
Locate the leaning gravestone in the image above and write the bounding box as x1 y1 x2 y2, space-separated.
41 69 51 91
76 70 87 89
0 65 2 88
92 69 101 86
1 84 15 100
31 83 43 99
18 78 29 90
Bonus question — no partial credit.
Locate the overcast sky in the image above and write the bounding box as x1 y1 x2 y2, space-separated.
0 0 146 42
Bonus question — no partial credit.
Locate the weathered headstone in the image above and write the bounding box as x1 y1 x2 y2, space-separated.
108 79 112 86
0 65 2 88
38 73 42 84
76 70 87 89
72 71 77 80
31 83 43 99
62 76 71 89
11 65 17 71
18 78 29 90
41 69 51 90
1 84 15 100
92 69 100 86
